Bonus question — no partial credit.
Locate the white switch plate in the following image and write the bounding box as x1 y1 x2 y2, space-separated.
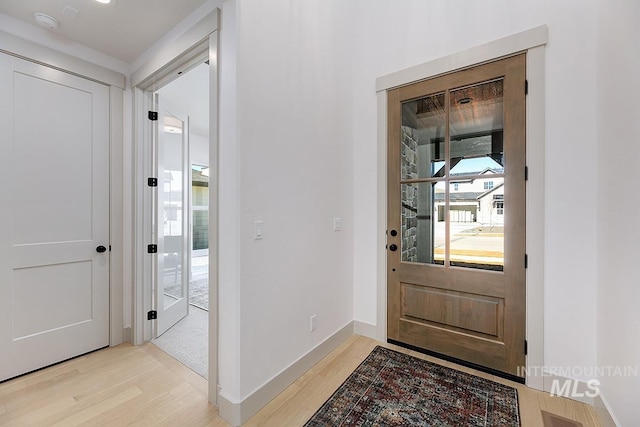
332 217 342 231
253 220 264 240
310 315 317 332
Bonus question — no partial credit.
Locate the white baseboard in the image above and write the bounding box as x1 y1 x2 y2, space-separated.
540 375 621 425
217 387 242 427
354 320 377 339
594 392 620 427
218 321 355 426
123 327 131 344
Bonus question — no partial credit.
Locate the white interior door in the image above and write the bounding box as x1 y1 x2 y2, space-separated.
0 54 110 381
155 95 190 337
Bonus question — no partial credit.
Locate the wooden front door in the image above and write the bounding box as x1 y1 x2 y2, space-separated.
387 54 526 378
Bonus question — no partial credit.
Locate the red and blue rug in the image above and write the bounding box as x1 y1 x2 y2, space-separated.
304 346 520 426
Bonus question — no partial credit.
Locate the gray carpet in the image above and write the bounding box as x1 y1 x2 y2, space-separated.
152 305 208 379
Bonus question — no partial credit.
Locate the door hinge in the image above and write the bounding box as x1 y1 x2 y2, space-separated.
524 254 528 268
525 166 529 181
147 177 158 187
524 340 528 355
147 310 157 320
148 111 158 121
525 80 529 95
147 244 158 254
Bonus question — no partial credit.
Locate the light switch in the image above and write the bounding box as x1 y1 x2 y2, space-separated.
254 220 264 240
333 217 342 231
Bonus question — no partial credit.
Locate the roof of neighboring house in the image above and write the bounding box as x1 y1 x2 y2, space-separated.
450 167 504 178
192 170 210 186
477 182 504 200
434 192 484 202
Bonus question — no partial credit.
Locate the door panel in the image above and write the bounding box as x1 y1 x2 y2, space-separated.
12 71 93 244
0 54 110 381
13 261 93 339
387 54 526 377
401 284 504 337
155 96 190 337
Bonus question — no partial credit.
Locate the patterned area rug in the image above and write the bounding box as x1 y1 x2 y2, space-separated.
163 279 208 311
189 278 208 310
304 346 520 426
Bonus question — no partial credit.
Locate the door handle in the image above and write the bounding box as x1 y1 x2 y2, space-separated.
388 244 398 252
96 245 107 253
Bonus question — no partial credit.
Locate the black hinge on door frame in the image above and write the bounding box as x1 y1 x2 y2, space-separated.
147 310 157 320
148 110 158 121
524 340 528 355
147 244 158 254
525 80 529 95
147 177 158 187
524 254 529 268
525 166 529 181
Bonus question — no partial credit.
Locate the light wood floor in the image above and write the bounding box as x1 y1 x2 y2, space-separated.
0 335 602 426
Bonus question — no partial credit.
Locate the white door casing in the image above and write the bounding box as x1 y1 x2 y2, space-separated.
0 53 110 381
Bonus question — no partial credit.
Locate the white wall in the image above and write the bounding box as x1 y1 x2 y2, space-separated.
230 0 355 400
349 0 599 380
596 0 640 424
191 134 209 167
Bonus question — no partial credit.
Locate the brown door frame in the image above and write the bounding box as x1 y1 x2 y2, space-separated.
386 54 527 379
375 28 547 391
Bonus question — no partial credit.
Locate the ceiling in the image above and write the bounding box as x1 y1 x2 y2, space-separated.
0 0 208 63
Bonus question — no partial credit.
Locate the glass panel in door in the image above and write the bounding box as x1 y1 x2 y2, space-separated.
156 101 190 337
399 92 446 266
400 182 444 264
162 121 185 306
448 79 505 271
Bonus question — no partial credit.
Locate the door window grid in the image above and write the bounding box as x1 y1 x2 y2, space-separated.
399 79 506 271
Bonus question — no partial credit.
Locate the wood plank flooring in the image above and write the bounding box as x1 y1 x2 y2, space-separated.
0 335 602 426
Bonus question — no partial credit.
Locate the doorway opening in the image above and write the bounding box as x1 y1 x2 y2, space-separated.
150 61 210 379
131 8 219 404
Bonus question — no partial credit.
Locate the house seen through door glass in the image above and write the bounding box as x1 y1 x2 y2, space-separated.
401 79 506 271
190 164 209 310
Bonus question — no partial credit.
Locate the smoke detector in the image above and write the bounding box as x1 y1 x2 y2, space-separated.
34 13 59 30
